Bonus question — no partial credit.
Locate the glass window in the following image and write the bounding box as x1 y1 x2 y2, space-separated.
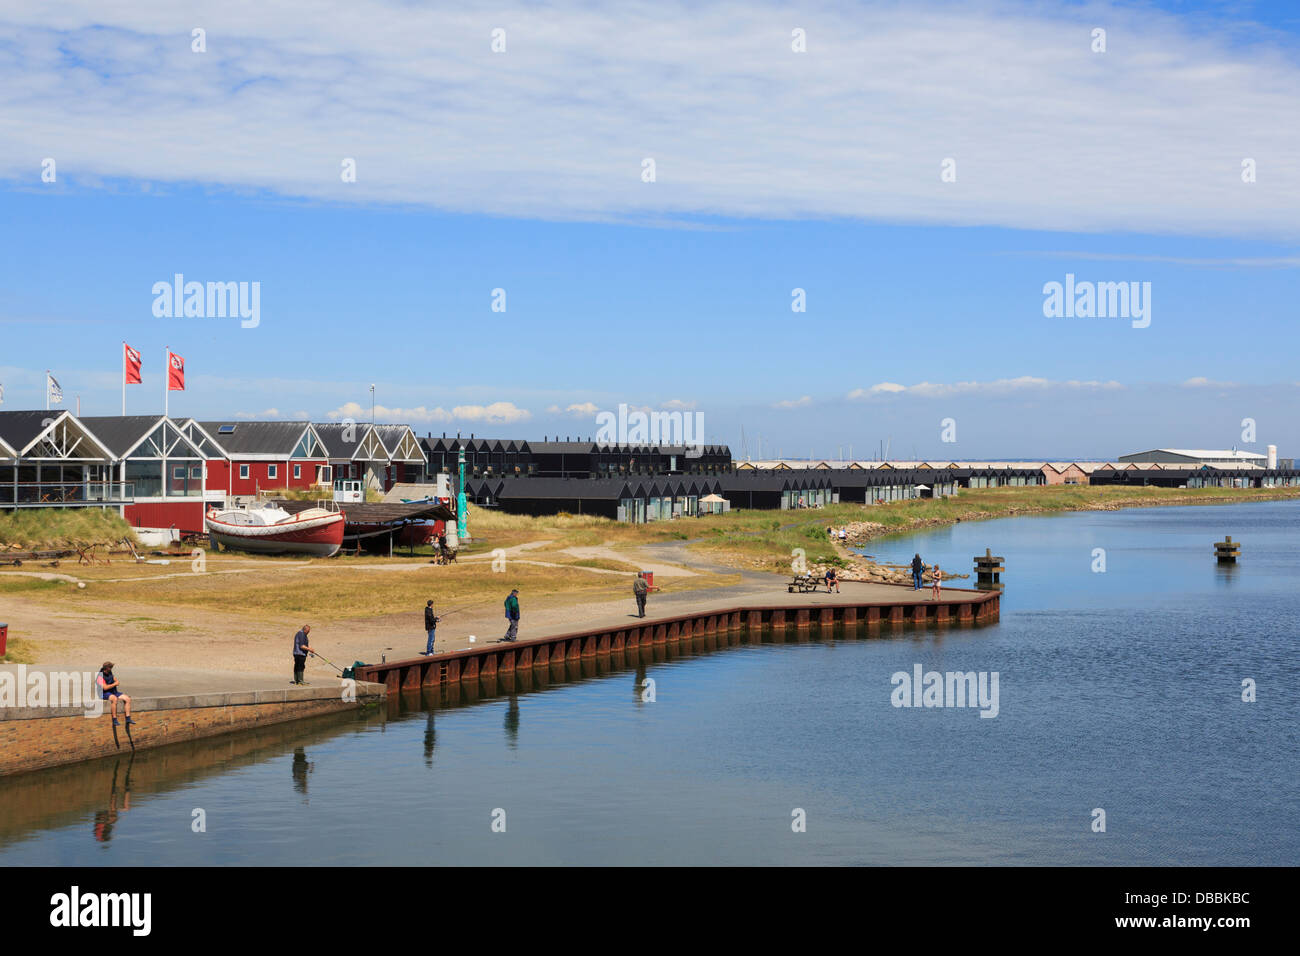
239 464 250 479
268 464 278 479
294 464 301 479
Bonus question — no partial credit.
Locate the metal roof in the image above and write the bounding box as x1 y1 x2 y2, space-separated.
0 410 115 460
0 410 65 454
198 421 316 457
75 415 207 460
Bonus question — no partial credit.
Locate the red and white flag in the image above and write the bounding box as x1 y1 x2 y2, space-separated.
167 351 185 391
124 343 142 384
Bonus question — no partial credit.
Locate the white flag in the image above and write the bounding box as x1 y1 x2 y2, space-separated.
47 373 63 405
0 383 5 405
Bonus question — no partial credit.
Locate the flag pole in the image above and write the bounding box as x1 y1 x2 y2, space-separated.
163 347 169 417
45 370 49 411
122 342 127 415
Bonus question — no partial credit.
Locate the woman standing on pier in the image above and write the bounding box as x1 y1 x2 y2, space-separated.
930 564 942 601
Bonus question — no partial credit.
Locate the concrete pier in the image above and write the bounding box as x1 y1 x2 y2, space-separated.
358 587 1000 692
0 666 385 776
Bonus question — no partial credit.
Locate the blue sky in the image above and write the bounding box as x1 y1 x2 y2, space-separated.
2 0 1298 460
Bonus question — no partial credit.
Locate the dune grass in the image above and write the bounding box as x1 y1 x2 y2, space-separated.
0 509 137 551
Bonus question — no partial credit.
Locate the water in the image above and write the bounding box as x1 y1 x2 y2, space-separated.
2 501 1297 865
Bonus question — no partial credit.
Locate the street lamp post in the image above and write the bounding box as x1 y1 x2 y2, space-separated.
457 447 468 543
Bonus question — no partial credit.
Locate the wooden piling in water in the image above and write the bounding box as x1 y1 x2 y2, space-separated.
1214 536 1241 563
974 548 1005 590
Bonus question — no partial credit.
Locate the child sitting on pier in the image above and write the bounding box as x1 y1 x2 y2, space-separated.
97 662 134 727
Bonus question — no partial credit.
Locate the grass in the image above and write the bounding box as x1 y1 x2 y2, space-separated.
0 509 138 551
676 485 1300 571
0 635 36 664
7 543 736 622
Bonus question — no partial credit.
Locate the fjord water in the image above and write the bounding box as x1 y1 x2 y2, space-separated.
1 501 1296 866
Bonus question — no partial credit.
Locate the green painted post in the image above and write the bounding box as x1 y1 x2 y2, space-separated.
457 448 468 542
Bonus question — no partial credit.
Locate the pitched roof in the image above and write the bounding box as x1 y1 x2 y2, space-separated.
314 422 388 460
373 425 424 463
198 421 315 457
75 415 207 460
0 410 115 460
0 410 64 454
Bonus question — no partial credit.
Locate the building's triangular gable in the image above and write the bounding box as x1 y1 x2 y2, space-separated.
379 426 424 463
352 425 388 461
290 424 328 460
121 416 207 460
20 412 114 461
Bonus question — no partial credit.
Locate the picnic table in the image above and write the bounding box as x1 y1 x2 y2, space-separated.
788 572 823 593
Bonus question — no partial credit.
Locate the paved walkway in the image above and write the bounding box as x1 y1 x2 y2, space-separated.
0 664 320 699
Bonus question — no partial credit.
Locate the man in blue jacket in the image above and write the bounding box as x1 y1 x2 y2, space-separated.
503 589 520 642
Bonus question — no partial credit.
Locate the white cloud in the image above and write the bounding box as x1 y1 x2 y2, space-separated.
327 400 453 423
545 401 600 417
1182 376 1236 388
1 2 1297 236
451 402 532 424
773 395 812 408
849 377 1123 399
326 401 531 424
235 407 281 419
660 399 696 410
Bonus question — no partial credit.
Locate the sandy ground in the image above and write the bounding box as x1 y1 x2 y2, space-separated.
0 539 972 688
0 541 714 677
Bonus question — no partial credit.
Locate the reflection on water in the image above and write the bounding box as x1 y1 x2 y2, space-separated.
92 756 133 845
2 500 1298 866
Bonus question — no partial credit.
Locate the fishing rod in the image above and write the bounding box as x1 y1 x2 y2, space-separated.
432 602 479 618
309 650 346 675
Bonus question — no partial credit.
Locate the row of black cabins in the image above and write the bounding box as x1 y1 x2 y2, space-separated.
458 463 1300 522
420 434 733 478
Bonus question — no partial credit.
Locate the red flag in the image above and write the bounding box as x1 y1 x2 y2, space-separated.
124 343 142 384
167 351 185 391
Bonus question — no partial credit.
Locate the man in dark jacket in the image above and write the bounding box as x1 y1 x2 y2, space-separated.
911 554 925 590
503 589 520 642
633 572 649 617
292 625 313 685
423 600 439 655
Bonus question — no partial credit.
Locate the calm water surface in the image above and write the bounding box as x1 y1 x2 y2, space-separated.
1 501 1296 865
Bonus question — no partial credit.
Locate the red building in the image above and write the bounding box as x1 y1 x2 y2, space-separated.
184 420 330 503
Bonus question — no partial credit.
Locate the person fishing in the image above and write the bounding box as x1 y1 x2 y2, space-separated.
292 624 313 685
97 662 134 728
911 553 925 591
422 599 440 656
503 588 520 642
633 572 649 618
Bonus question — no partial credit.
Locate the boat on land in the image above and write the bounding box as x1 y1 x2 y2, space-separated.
272 497 454 552
205 502 344 557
